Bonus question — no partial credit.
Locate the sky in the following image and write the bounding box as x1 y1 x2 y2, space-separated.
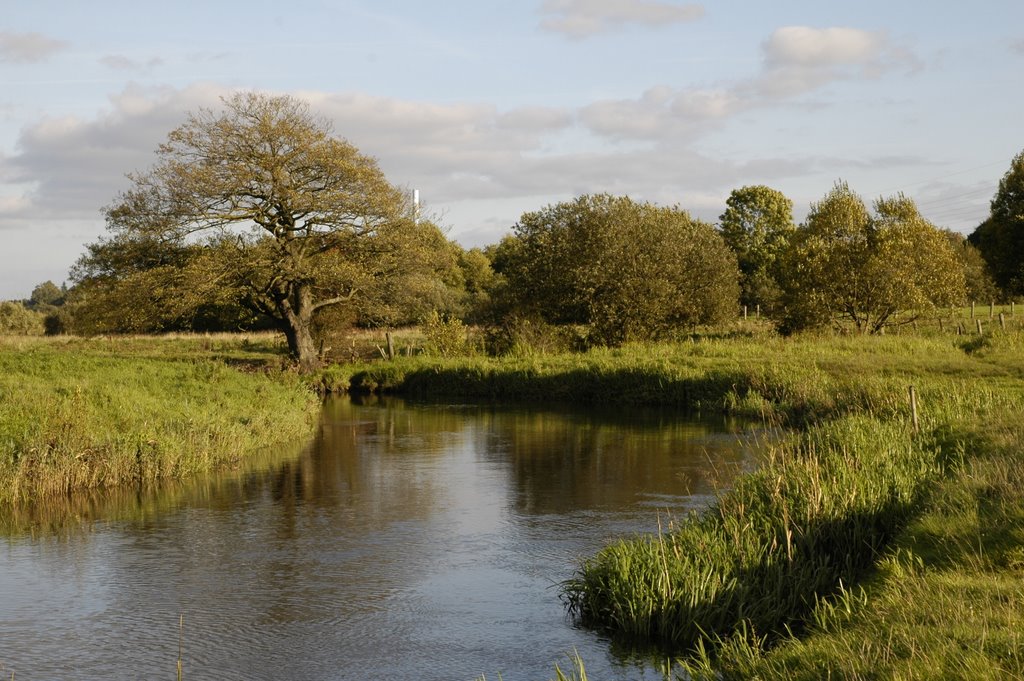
1 0 1023 299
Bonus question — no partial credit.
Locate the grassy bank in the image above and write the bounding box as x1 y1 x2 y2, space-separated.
316 330 1024 678
0 335 318 510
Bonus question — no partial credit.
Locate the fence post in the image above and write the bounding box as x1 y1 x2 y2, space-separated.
990 301 995 320
976 318 983 335
971 301 976 318
999 312 1006 331
386 331 395 360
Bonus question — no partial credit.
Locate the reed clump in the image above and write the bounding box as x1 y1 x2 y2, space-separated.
562 416 938 649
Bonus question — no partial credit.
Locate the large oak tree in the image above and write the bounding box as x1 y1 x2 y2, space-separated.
97 92 417 371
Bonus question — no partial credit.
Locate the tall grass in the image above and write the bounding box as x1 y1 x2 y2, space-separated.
0 335 318 509
312 329 1024 676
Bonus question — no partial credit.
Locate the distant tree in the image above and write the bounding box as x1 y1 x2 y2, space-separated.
91 92 434 371
943 230 1000 304
69 237 262 334
779 183 965 333
352 219 465 328
502 194 739 345
718 185 795 312
0 301 45 335
455 247 496 324
28 280 63 309
969 150 1024 297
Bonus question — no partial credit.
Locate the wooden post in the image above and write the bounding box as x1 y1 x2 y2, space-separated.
957 322 963 336
385 331 395 360
743 305 748 320
999 312 1006 331
990 301 995 320
971 301 976 318
976 318 983 335
939 318 944 333
756 304 761 319
1012 301 1016 317
909 386 919 434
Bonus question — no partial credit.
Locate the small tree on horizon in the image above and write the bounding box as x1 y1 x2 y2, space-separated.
718 185 795 313
779 183 965 334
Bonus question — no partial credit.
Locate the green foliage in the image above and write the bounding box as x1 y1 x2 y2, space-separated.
456 247 497 324
28 280 63 309
483 314 584 357
780 184 966 333
970 150 1024 297
421 309 472 357
719 185 796 312
502 194 740 346
0 301 45 335
944 230 1001 304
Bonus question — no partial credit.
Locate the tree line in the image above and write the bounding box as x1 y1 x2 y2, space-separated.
2 93 1020 370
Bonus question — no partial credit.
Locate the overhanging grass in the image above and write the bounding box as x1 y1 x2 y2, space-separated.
0 336 318 508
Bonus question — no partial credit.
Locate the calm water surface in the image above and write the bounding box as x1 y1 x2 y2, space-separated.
1 396 765 681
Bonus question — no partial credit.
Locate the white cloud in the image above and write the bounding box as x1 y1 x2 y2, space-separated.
755 26 920 98
0 31 69 63
574 26 919 142
0 83 754 236
539 0 704 39
764 26 884 68
0 83 225 221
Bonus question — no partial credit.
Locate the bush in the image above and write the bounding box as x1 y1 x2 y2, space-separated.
502 194 740 346
422 310 472 358
0 301 45 335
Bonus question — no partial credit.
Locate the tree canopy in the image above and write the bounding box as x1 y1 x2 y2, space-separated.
718 185 795 312
85 92 440 370
500 194 739 346
779 183 965 333
969 150 1024 297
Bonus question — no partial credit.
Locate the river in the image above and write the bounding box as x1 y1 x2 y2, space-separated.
0 396 765 681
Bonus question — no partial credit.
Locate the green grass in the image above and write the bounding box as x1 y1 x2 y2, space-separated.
4 328 1023 678
0 334 319 512
312 329 1024 679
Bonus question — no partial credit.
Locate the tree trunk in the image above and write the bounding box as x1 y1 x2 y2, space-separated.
276 282 321 373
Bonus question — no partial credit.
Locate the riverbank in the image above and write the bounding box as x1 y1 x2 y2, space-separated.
3 330 1022 677
317 331 1024 679
0 335 319 509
